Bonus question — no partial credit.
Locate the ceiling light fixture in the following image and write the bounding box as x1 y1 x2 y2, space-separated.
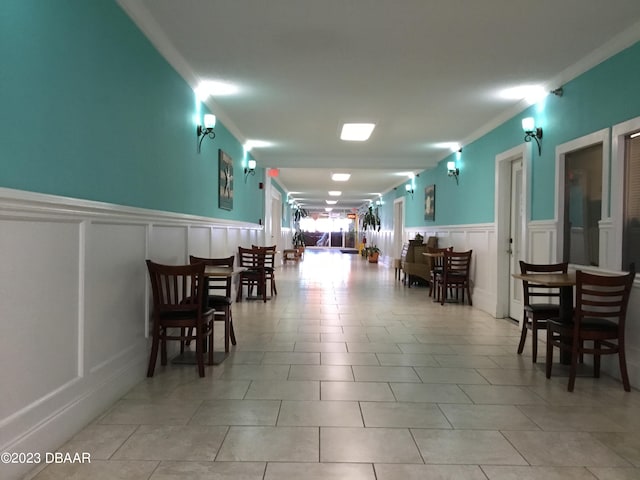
331 173 351 182
340 123 375 141
196 114 216 153
326 200 337 205
328 191 342 196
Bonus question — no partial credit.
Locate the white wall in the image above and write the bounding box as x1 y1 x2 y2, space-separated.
0 187 262 480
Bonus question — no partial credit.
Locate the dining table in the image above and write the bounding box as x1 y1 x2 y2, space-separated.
172 265 246 366
511 271 576 364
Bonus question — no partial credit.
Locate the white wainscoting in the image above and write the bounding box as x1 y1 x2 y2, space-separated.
0 188 263 480
405 223 497 316
405 220 640 388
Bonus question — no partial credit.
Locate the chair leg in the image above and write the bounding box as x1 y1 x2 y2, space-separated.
517 317 528 355
195 329 205 377
466 285 472 306
224 308 230 353
236 282 243 302
229 310 237 346
618 343 631 392
531 321 538 363
147 334 160 377
545 329 553 379
568 339 579 392
208 322 214 366
160 335 167 366
593 341 600 378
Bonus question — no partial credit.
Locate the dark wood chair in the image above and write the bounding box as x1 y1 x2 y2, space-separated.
517 261 568 363
145 260 214 377
236 246 268 302
189 255 237 352
253 245 278 297
546 265 636 392
438 250 473 305
428 246 453 299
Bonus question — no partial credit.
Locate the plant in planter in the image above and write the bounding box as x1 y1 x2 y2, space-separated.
366 245 381 263
361 206 381 232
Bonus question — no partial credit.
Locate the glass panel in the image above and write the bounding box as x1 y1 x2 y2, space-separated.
563 144 602 266
623 134 640 271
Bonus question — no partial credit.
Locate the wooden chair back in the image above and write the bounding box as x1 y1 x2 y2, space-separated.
146 260 205 317
574 268 635 332
189 255 234 298
519 261 568 307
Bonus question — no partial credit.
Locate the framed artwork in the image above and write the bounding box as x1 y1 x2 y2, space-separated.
218 149 234 210
424 184 435 221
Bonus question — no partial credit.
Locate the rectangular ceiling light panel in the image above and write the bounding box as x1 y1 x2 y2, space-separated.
340 123 375 141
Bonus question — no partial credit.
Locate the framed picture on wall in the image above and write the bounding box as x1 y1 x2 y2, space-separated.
218 149 234 210
424 184 435 221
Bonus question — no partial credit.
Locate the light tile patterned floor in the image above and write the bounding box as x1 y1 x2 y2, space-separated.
29 250 640 479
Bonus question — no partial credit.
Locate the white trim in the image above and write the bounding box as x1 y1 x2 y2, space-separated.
0 187 262 230
554 128 610 265
611 115 640 270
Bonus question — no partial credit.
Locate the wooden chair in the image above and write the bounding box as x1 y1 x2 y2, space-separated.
236 246 268 302
517 261 568 363
438 250 473 305
189 255 237 352
145 260 214 377
428 246 452 299
546 265 636 392
253 245 278 297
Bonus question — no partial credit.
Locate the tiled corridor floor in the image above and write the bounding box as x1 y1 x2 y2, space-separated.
30 250 640 479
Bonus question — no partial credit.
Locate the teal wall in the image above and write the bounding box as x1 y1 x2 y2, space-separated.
406 41 640 227
0 0 264 222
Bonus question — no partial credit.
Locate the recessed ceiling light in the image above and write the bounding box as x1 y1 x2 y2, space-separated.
325 207 333 212
326 200 337 205
328 191 342 196
331 173 351 182
340 123 375 141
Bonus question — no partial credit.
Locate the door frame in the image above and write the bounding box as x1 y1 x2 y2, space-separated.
495 143 530 319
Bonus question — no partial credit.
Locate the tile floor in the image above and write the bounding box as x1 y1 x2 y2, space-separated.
29 250 640 479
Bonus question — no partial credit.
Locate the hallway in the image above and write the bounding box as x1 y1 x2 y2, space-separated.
30 250 640 479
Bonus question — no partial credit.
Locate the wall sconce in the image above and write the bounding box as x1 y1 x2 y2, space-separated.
405 183 414 199
522 117 543 155
196 114 216 153
447 161 460 185
244 159 256 182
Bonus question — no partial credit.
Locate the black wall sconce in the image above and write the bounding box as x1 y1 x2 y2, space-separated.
405 183 414 199
447 160 460 185
522 117 543 155
244 159 256 182
196 114 216 153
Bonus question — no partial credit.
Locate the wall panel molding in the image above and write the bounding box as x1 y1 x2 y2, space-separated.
0 188 264 480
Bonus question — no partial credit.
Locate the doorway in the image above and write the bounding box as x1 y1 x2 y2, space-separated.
393 198 405 259
495 144 530 320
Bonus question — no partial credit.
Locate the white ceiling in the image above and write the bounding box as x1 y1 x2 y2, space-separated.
119 0 640 212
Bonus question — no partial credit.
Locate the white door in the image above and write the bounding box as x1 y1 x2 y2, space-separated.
508 159 524 320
